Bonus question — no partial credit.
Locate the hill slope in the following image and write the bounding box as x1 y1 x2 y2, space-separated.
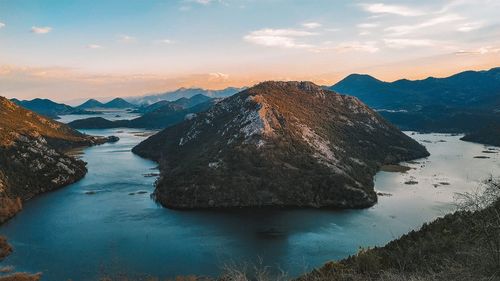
133 81 429 209
0 97 115 223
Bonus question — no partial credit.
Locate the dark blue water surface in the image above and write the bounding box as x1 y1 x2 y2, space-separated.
0 126 499 281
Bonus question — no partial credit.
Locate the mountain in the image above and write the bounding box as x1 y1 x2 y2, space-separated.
69 99 217 129
0 97 116 223
330 67 500 111
129 87 243 105
11 98 92 118
170 94 212 109
330 67 500 143
133 94 212 114
76 98 136 110
132 100 172 114
132 81 429 209
103 98 136 109
76 99 105 109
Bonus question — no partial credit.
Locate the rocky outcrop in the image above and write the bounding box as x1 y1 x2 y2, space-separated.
0 96 117 223
133 81 429 209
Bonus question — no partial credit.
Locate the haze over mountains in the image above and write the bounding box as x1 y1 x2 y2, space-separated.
133 81 429 209
128 87 244 105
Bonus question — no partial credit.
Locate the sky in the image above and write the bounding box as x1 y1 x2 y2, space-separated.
0 0 499 102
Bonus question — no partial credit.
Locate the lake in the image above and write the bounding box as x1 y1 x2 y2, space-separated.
0 123 499 280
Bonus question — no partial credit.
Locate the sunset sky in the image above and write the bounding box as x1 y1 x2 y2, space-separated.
0 0 499 102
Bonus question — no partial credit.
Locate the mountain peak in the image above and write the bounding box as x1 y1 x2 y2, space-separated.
77 99 104 109
337 73 382 84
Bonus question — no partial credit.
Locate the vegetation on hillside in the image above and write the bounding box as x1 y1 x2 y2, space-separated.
133 81 428 209
297 177 500 281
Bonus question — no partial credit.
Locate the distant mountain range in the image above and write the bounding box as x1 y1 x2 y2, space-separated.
133 81 428 209
76 98 136 109
128 87 244 105
329 67 500 143
11 68 500 145
10 98 94 119
330 67 500 111
69 94 217 129
132 94 212 114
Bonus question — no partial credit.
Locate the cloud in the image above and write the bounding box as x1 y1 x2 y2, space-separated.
359 3 424 16
195 0 211 4
0 22 5 29
334 41 379 53
383 38 435 48
357 23 379 28
455 46 500 55
160 39 174 44
208 72 229 81
185 0 223 5
302 22 322 29
31 26 52 34
118 35 136 43
244 28 317 49
87 44 103 49
385 14 464 35
457 22 484 32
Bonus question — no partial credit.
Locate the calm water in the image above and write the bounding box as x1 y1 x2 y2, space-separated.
0 125 499 280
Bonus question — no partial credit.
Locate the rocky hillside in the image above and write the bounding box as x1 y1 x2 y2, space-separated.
0 97 115 223
133 81 429 209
